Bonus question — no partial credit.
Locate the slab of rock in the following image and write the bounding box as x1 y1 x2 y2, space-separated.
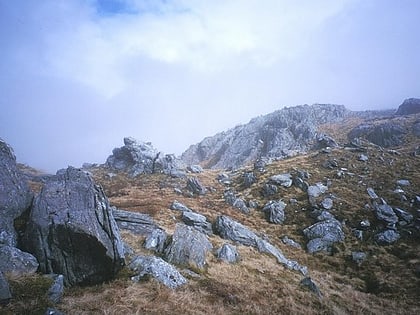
129 255 187 289
170 200 192 212
0 271 11 306
22 167 125 286
0 139 33 247
187 165 203 173
374 203 398 225
112 208 160 235
181 211 213 235
263 200 286 224
269 173 293 188
144 229 168 253
214 215 259 247
186 177 207 195
164 224 212 271
375 230 400 245
0 245 39 276
216 244 240 263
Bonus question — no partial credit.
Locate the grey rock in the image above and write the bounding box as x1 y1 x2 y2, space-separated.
269 173 293 187
187 165 203 173
359 154 369 162
144 229 168 253
262 183 278 197
106 137 186 177
348 122 406 147
281 236 302 249
413 121 420 136
0 139 33 247
263 200 286 224
394 208 414 223
22 167 125 286
374 203 398 224
170 200 192 212
351 252 367 266
217 173 231 185
303 219 345 253
224 190 250 214
186 177 207 195
396 179 410 186
214 215 259 247
113 208 160 235
315 134 338 149
367 188 379 199
308 183 328 205
375 229 400 245
46 274 64 304
395 98 420 115
242 171 257 188
216 244 240 263
248 200 259 209
293 177 309 192
129 255 187 289
182 211 213 235
44 308 65 315
359 219 371 229
0 245 39 276
321 198 333 210
300 277 322 298
353 229 364 240
254 157 270 172
164 224 212 271
306 238 333 254
322 159 338 169
314 210 335 222
0 271 11 306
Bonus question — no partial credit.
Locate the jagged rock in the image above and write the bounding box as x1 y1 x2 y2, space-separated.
281 236 302 249
323 159 338 169
170 200 192 212
254 157 270 172
300 277 322 298
248 200 259 209
313 210 335 222
394 208 414 223
256 239 307 275
374 203 398 225
22 167 125 286
144 229 168 253
359 219 371 229
129 255 187 289
321 198 333 210
106 137 186 177
0 245 39 276
262 184 278 197
217 173 231 185
348 122 406 147
164 224 212 271
187 165 203 173
216 244 240 263
315 134 338 149
293 176 309 192
395 98 420 115
307 183 328 206
186 177 207 195
181 211 213 235
367 188 379 199
224 190 250 214
263 200 286 224
396 179 410 186
46 274 64 304
182 104 349 169
242 171 257 188
359 154 369 162
113 208 160 235
303 219 345 254
375 229 400 245
214 215 259 247
0 271 11 306
0 139 33 247
351 252 367 266
269 173 293 187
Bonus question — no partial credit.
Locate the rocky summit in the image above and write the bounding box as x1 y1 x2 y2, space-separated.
1 98 420 314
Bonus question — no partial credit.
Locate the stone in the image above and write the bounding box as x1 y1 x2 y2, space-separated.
144 229 168 253
46 274 64 304
375 230 400 245
187 165 203 173
308 183 328 205
351 252 367 266
254 157 270 172
394 208 414 223
359 219 371 229
129 255 187 289
367 188 379 199
113 208 161 235
214 215 259 247
315 134 338 149
44 308 65 315
242 172 257 188
170 200 192 212
217 173 231 185
262 184 278 197
164 224 212 271
248 200 259 209
303 219 345 254
0 139 33 247
396 179 410 186
300 277 322 298
22 167 125 286
395 98 420 115
359 154 369 162
293 177 309 192
181 211 213 235
263 200 286 224
216 244 240 263
348 122 406 148
269 173 293 187
186 177 207 195
281 236 302 249
314 210 335 222
374 203 398 225
224 190 250 214
323 159 338 169
321 198 333 210
0 271 11 306
0 245 39 276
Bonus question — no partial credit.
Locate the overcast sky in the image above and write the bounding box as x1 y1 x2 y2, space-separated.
1 0 419 172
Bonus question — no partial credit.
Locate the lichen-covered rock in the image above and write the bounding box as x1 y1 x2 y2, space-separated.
22 167 125 286
375 229 400 245
216 244 240 263
224 190 249 214
0 245 39 276
263 200 286 224
374 203 398 225
144 229 168 253
214 215 259 247
303 219 345 254
112 208 160 235
181 211 213 235
186 177 207 196
269 173 293 187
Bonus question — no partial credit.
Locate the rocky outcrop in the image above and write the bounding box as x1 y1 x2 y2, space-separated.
0 139 33 247
112 208 161 235
106 137 186 177
181 211 213 235
22 167 125 286
186 177 207 196
182 104 348 169
395 98 420 115
348 122 406 147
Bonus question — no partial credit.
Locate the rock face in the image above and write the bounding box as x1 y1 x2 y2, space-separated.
395 98 420 115
106 137 185 177
0 139 33 247
182 104 348 169
348 122 406 147
22 167 125 286
164 224 213 271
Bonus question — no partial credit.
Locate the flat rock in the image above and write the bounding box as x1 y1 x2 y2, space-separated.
170 200 192 212
113 208 160 235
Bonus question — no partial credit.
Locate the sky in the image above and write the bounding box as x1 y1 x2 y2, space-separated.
1 0 419 172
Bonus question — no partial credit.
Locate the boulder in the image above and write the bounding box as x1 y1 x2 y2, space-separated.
214 215 259 247
181 211 213 235
187 165 203 173
293 176 309 192
46 274 64 304
144 229 168 254
224 190 249 214
170 200 192 212
0 139 33 247
269 173 293 188
300 277 322 298
262 184 278 197
396 179 410 186
315 134 338 149
321 198 333 210
375 229 400 245
22 167 125 286
367 188 379 199
164 224 212 271
263 200 286 224
129 255 187 289
216 244 240 263
186 177 207 196
217 173 231 185
395 98 420 115
359 154 369 162
303 219 345 254
112 208 160 235
374 203 398 225
351 252 367 266
394 208 414 223
242 171 257 188
0 245 39 276
0 271 11 306
307 183 328 206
